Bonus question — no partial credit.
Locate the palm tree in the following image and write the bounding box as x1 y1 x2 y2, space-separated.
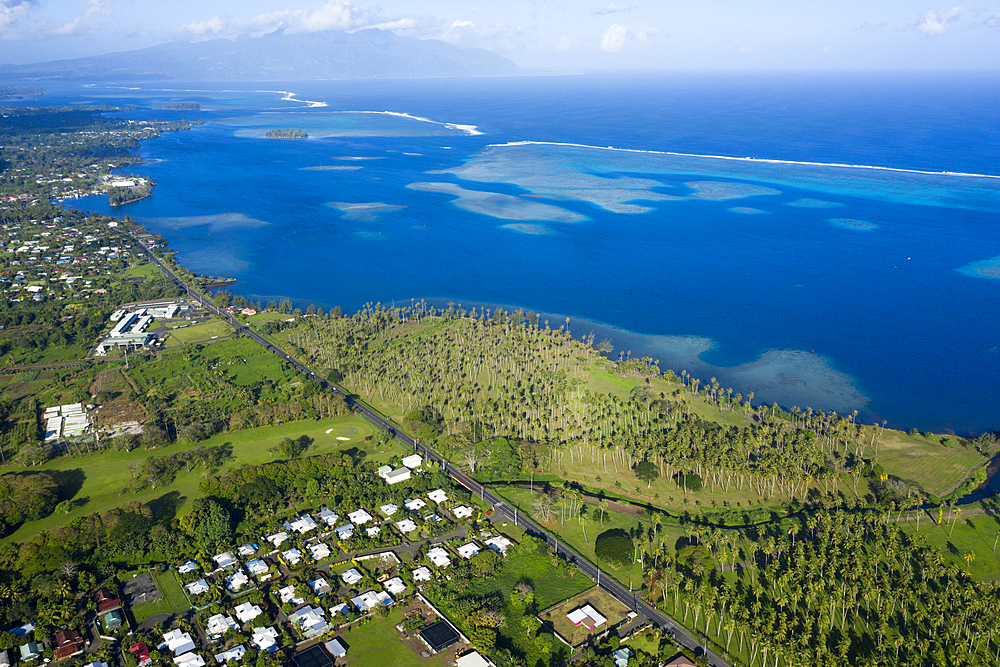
532 494 557 523
598 498 609 527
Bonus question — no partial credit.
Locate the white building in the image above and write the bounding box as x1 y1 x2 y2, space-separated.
226 570 250 592
335 524 354 540
384 467 411 485
484 536 513 555
366 526 381 537
402 454 423 469
379 503 399 516
428 489 448 503
205 614 238 639
348 509 373 525
281 548 302 567
177 560 198 574
266 532 289 548
250 627 279 654
174 653 205 667
452 505 474 519
457 543 480 559
247 559 269 576
395 519 417 534
404 498 427 511
277 585 305 607
427 547 451 568
234 602 262 624
213 552 236 569
317 507 339 526
185 579 210 596
309 543 332 561
163 630 196 656
213 646 246 664
383 577 406 596
350 590 392 613
341 568 363 586
285 515 318 534
237 544 256 557
411 566 432 582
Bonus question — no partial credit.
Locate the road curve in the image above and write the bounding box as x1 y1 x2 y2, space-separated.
134 235 731 667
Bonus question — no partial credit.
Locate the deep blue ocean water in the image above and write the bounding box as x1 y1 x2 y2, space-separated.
29 73 1000 435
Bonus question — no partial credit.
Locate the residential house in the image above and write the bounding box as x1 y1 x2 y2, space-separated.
457 543 480 559
324 639 347 659
484 536 513 556
277 585 305 607
317 508 339 526
237 544 257 557
366 526 381 537
395 519 417 534
250 627 279 654
456 652 495 667
427 489 448 503
266 531 289 548
404 498 426 511
53 629 84 660
383 468 411 485
309 543 332 561
282 548 303 567
310 578 332 596
427 547 451 568
205 614 239 639
234 602 262 624
226 570 250 592
341 568 363 586
335 524 354 540
383 577 406 596
19 642 42 662
401 454 423 469
214 645 246 664
350 591 392 613
94 588 121 612
174 653 205 667
452 505 474 519
379 503 399 517
285 515 318 534
185 579 210 596
213 552 237 570
102 609 125 631
163 629 197 656
288 606 330 639
411 566 432 582
347 509 373 525
566 605 607 630
246 559 269 576
178 560 199 575
129 642 152 667
612 648 634 667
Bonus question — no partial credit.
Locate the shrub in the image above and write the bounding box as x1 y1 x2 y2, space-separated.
594 528 633 567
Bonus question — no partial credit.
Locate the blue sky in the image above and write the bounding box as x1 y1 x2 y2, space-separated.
0 0 996 70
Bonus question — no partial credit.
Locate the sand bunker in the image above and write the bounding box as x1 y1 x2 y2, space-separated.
829 218 880 230
336 436 351 441
957 255 1000 280
327 202 406 222
326 428 334 434
407 182 587 222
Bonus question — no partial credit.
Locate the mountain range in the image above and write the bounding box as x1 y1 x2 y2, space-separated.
0 28 519 81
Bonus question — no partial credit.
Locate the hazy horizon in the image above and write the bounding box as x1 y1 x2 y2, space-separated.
0 0 998 73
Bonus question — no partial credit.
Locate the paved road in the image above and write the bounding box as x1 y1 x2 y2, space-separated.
134 235 731 667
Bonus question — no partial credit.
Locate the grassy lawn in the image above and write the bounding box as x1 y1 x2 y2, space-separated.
875 431 985 496
340 607 451 667
124 262 163 280
897 509 1000 581
1 416 406 542
163 319 230 345
541 586 630 646
130 570 190 623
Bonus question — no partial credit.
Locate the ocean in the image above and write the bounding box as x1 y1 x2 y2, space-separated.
31 72 1000 435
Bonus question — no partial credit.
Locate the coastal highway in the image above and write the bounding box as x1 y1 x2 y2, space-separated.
134 235 731 667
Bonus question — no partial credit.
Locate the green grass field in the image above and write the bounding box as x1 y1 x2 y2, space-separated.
874 432 985 496
124 262 163 280
1 416 404 542
897 509 1000 581
340 607 451 667
163 319 230 345
130 569 190 623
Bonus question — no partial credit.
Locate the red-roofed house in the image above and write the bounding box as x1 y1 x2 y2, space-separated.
130 642 152 667
94 588 121 613
53 630 84 660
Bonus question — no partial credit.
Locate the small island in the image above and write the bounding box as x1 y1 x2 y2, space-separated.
266 128 309 140
164 102 201 110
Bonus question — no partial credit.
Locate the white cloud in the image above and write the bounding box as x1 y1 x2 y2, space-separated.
590 4 637 15
52 0 116 36
600 23 628 51
555 34 582 52
916 7 964 36
241 0 375 36
179 12 230 36
0 0 33 36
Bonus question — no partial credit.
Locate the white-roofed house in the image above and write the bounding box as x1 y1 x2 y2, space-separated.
566 604 607 630
163 629 197 656
204 613 238 639
285 515 318 534
288 606 330 639
383 577 406 596
226 570 250 592
246 559 269 576
457 543 480 559
395 519 417 534
250 627 279 654
277 585 305 607
185 579 210 596
328 602 350 617
366 526 381 537
404 498 426 511
266 532 289 548
350 590 392 613
213 645 246 664
177 560 199 575
237 544 256 557
174 653 205 667
452 505 474 519
379 503 399 516
341 568 363 586
317 507 339 526
384 467 411 485
455 651 495 667
411 566 432 582
402 453 423 469
335 524 354 540
484 536 513 555
310 578 332 596
347 509 373 525
427 547 451 568
427 489 448 503
309 543 332 561
281 548 302 567
213 552 236 569
233 602 262 624
324 638 347 659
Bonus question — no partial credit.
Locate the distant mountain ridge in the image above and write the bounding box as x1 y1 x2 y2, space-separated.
0 28 519 80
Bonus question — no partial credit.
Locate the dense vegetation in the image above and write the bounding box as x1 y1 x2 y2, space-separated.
265 129 308 140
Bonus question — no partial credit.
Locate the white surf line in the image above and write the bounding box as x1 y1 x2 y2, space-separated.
488 140 1000 181
270 90 328 108
337 110 483 136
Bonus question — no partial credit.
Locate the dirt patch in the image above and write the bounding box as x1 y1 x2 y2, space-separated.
91 368 147 427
